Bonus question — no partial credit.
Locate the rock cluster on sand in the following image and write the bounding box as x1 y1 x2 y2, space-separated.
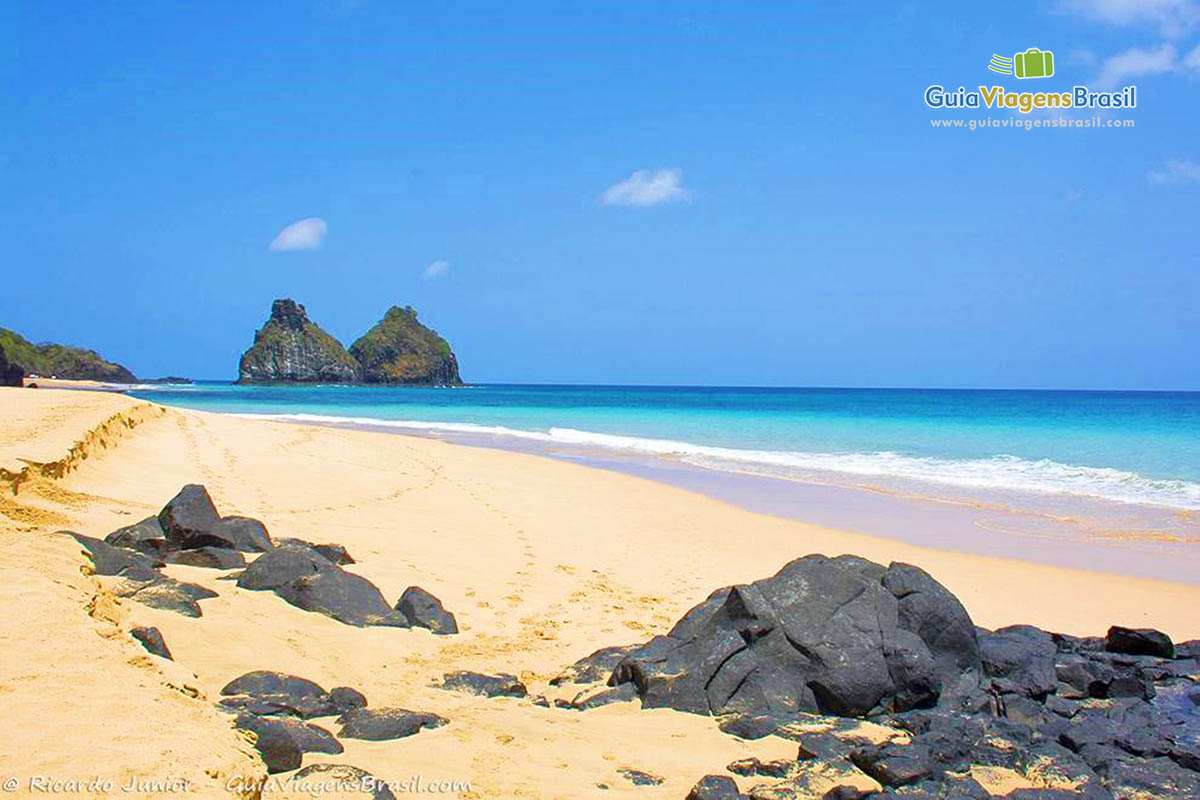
75 483 460 632
236 298 461 385
236 541 459 631
550 554 1200 799
219 670 446 774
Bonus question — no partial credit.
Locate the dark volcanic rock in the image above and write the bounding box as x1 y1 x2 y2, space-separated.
237 543 335 590
157 484 221 548
276 568 406 627
328 686 368 715
210 516 273 553
1106 626 1175 659
551 645 638 686
293 764 397 800
276 538 355 565
686 775 743 800
104 516 169 556
222 670 327 700
617 768 663 786
565 682 639 710
978 625 1057 699
608 555 980 718
234 714 342 773
237 299 360 384
71 533 164 581
161 546 246 570
395 586 458 634
348 305 461 385
116 577 217 617
130 626 172 659
336 708 448 741
850 741 933 787
439 671 527 698
717 714 783 741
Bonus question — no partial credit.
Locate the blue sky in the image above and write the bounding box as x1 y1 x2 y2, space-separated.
3 1 1198 388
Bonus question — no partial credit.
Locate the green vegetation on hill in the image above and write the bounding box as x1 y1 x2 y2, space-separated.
349 305 461 385
237 299 360 384
0 328 136 383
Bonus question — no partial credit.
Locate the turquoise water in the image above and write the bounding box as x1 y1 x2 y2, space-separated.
129 384 1200 511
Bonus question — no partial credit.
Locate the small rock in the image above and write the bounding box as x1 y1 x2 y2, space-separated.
237 543 334 590
328 686 368 714
439 671 526 698
104 516 169 555
211 516 274 552
569 682 639 710
336 708 448 741
1106 626 1175 659
130 626 172 659
116 576 216 617
276 569 407 628
617 769 663 786
234 714 342 773
222 670 327 699
850 742 932 787
71 533 164 581
551 645 637 686
395 586 458 634
161 546 246 570
686 775 743 800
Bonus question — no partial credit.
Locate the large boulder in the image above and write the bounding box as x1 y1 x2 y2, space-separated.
275 569 407 628
161 546 246 570
608 555 981 718
394 586 457 634
157 484 221 548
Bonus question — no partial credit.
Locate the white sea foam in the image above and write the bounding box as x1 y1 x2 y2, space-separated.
233 413 1200 511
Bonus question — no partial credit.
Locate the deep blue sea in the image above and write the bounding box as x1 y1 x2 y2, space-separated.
128 384 1200 512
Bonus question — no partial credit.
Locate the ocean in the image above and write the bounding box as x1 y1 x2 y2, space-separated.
128 383 1200 580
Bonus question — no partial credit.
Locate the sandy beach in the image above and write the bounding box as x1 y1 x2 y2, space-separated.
2 386 1198 798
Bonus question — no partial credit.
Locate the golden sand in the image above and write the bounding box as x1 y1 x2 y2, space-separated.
1 387 1197 797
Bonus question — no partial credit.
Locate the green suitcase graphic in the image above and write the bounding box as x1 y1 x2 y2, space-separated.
1014 48 1054 79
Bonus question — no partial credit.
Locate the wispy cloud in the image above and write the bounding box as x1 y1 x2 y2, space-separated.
1148 159 1200 183
1093 43 1178 87
1058 0 1200 37
423 259 450 278
269 217 327 251
601 168 689 207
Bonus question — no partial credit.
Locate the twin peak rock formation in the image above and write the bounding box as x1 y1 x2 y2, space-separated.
237 299 461 385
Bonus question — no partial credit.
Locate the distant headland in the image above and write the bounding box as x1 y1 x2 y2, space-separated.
236 298 462 386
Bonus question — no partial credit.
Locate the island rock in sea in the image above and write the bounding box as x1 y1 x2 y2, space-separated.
237 299 359 384
349 306 461 385
236 298 462 385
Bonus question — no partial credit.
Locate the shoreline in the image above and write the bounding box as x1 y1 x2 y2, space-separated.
236 413 1200 586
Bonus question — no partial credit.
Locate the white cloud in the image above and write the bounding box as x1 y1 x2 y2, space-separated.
1059 0 1200 37
601 168 689 207
423 259 450 278
1093 43 1178 87
269 217 327 251
1148 159 1200 183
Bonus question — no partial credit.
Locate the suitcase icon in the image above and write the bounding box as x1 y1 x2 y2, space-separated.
1014 48 1054 79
